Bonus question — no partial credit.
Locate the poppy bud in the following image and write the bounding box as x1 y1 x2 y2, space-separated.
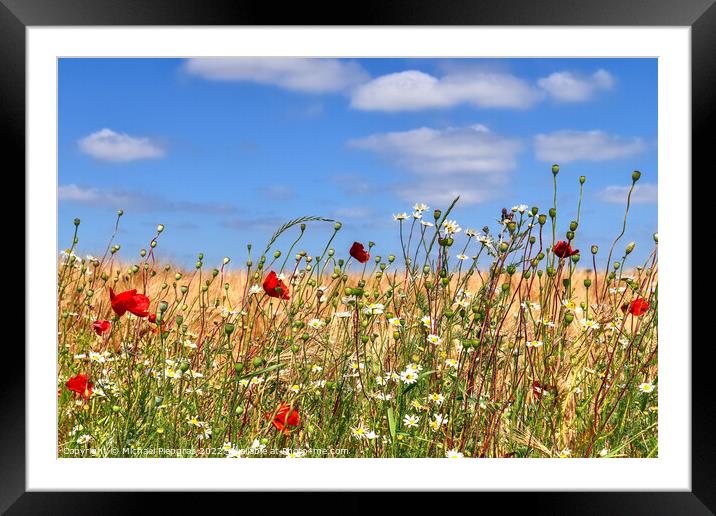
632 170 641 182
613 262 621 270
140 249 147 257
234 363 244 374
584 278 592 288
388 254 395 263
252 357 265 368
625 242 635 255
552 164 559 175
506 264 516 275
523 270 532 280
157 224 164 233
531 206 539 216
591 245 599 255
549 208 556 218
499 242 509 253
507 221 516 233
74 218 81 226
538 214 547 225
529 236 536 244
564 313 574 324
117 210 124 217
569 221 578 231
571 254 580 263
334 222 342 231
547 267 556 277
566 231 575 240
579 175 586 184
563 278 570 289
195 261 202 269
180 286 188 294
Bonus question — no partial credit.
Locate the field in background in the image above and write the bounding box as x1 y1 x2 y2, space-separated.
57 169 658 458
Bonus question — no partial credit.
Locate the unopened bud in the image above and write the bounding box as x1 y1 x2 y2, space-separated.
552 164 560 175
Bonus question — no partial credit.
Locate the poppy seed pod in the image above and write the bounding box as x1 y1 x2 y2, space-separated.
538 214 547 225
252 357 265 368
579 175 586 184
157 224 165 233
224 323 235 335
549 208 556 218
117 209 124 217
74 218 81 226
507 221 516 233
499 242 509 253
333 222 342 231
569 221 578 231
566 231 575 241
531 206 539 216
625 242 635 254
632 170 641 182
552 164 560 175
140 249 147 257
571 254 580 263
591 245 599 255
653 232 658 243
584 278 592 288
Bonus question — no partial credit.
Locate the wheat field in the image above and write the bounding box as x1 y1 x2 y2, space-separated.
57 168 657 458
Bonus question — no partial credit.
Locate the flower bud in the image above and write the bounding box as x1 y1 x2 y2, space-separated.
117 210 124 217
632 170 641 182
653 233 658 243
74 218 81 226
158 301 168 313
538 214 547 225
224 323 235 335
433 209 441 220
157 224 165 233
584 278 592 288
591 245 599 255
549 208 556 218
569 221 578 231
333 222 342 231
552 164 560 175
625 242 635 255
579 175 586 184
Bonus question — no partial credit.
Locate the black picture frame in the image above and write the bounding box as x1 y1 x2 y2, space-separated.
4 0 711 513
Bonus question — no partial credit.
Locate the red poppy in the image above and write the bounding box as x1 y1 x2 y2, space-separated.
91 319 111 335
262 271 290 300
148 313 168 333
109 288 150 317
349 241 370 264
266 403 300 434
629 298 650 316
553 240 579 258
66 373 93 399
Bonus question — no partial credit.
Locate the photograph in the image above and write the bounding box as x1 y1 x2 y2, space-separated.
56 57 659 459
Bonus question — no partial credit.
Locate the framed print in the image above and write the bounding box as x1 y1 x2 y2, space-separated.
4 0 712 513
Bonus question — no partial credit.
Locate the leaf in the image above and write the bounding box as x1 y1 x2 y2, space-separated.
238 363 285 380
387 407 396 439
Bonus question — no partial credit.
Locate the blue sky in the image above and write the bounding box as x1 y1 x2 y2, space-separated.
58 58 657 268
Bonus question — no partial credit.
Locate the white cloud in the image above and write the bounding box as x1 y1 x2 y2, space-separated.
59 184 235 213
534 130 646 163
184 58 368 93
78 128 165 162
350 70 541 112
349 125 522 174
598 183 658 204
537 69 615 102
349 125 521 206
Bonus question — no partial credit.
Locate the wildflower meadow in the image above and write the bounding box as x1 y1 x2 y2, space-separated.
58 165 657 459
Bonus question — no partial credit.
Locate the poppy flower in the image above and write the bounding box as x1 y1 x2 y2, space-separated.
266 403 300 435
109 288 150 318
263 271 289 300
349 241 370 264
66 373 93 399
91 319 111 335
629 298 650 316
553 240 579 259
